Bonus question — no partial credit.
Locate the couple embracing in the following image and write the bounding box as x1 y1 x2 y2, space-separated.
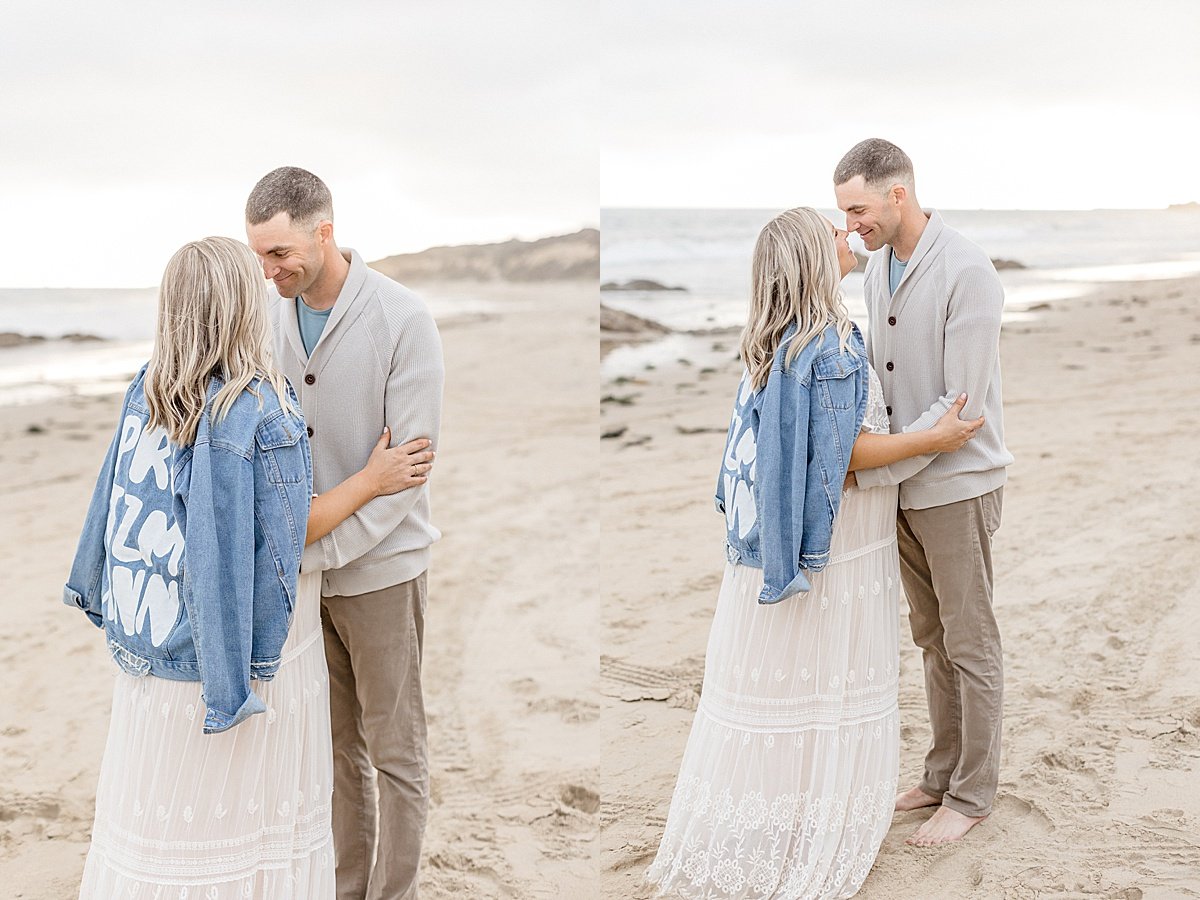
647 139 1013 898
65 167 440 899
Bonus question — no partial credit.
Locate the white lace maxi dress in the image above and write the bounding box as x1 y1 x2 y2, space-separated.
646 368 900 899
78 571 335 899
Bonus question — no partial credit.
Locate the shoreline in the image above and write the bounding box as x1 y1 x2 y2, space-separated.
598 255 1200 367
0 280 543 410
599 274 1200 897
598 267 1194 379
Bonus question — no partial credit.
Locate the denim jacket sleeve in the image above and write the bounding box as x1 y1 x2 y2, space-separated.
754 363 814 604
63 424 122 628
184 437 267 734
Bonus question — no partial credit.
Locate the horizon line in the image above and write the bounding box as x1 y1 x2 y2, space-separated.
601 205 1195 214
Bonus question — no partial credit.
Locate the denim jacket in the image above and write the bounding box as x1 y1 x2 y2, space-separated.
64 365 312 734
715 322 869 604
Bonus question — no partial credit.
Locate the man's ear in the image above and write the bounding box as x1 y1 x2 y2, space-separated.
316 220 334 244
889 184 907 206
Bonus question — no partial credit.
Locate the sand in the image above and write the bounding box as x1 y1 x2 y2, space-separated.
0 279 599 898
599 277 1200 899
4 272 1199 898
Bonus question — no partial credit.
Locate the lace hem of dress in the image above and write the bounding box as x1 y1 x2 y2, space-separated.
645 772 899 899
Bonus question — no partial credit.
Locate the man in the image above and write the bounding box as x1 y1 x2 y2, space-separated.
834 139 1013 846
246 166 444 898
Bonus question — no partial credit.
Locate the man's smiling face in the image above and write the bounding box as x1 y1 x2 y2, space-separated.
246 212 325 299
834 175 901 252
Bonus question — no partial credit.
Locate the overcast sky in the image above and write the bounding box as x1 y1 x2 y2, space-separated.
600 0 1200 212
2 1 595 287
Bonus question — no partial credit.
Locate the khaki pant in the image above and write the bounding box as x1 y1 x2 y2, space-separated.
322 574 429 900
897 488 1003 818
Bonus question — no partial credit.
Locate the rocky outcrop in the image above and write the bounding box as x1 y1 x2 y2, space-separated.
369 228 598 283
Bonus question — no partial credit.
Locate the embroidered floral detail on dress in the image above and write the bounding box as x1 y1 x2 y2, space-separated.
647 775 899 898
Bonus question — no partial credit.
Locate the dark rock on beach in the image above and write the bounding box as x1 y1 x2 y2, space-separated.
600 279 687 292
0 333 47 348
0 331 105 349
600 305 670 335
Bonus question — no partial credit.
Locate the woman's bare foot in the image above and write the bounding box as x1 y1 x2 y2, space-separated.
894 786 940 812
906 806 987 846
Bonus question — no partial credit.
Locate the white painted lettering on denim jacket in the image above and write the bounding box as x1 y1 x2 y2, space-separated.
721 374 759 541
103 416 184 646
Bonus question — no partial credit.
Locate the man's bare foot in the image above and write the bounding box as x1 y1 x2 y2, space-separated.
894 786 940 812
906 805 987 846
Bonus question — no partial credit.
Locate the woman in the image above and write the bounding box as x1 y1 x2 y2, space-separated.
645 208 982 899
63 237 434 898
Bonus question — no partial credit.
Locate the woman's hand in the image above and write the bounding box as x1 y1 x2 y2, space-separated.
363 428 435 497
928 393 984 452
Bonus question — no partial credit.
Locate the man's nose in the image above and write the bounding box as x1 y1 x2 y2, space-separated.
261 260 280 279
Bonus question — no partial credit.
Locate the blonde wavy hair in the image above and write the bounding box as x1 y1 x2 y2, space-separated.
145 236 293 446
740 207 857 391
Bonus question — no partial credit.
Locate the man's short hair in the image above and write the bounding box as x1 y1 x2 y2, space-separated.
834 139 914 191
245 166 333 227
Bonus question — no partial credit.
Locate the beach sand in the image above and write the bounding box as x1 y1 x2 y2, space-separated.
599 277 1200 898
0 279 599 898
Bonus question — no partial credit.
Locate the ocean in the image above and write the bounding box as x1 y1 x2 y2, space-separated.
0 284 504 407
601 207 1200 376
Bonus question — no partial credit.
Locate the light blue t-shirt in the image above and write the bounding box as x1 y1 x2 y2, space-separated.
888 250 909 296
296 297 332 357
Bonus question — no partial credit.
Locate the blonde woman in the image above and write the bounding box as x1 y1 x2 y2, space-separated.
645 208 981 898
63 237 433 898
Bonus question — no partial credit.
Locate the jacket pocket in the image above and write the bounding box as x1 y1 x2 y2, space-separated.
255 413 306 484
813 351 861 410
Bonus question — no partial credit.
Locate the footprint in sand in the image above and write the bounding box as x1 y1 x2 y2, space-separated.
991 793 1055 835
527 696 600 724
508 677 539 696
559 784 600 815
